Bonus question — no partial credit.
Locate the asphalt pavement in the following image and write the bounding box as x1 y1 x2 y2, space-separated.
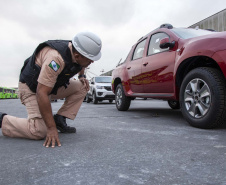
0 98 226 185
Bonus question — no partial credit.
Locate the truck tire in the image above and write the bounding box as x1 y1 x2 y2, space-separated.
180 67 226 129
168 100 180 109
115 84 131 111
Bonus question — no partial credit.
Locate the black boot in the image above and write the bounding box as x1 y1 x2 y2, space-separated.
0 112 7 128
54 114 76 133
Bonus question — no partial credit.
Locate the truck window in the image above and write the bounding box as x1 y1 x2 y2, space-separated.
148 32 170 55
132 39 147 60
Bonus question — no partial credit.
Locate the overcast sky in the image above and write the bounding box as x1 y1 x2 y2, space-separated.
0 0 225 87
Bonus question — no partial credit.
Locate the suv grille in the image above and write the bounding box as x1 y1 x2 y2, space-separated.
105 95 115 98
104 86 112 91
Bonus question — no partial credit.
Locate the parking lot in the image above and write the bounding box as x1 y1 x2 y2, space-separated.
1 98 226 185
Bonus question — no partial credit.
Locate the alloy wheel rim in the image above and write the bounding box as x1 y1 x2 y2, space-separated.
116 88 122 107
184 78 211 118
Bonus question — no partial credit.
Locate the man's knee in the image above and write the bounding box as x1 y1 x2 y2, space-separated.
29 118 47 140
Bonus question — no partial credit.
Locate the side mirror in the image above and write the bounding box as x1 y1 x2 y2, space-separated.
91 82 94 85
159 37 175 49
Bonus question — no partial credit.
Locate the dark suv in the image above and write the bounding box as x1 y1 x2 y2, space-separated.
112 24 226 129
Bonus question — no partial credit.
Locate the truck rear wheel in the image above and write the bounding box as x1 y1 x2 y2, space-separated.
168 100 180 109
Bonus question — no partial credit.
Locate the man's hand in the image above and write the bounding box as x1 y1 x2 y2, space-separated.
43 127 61 148
79 77 90 91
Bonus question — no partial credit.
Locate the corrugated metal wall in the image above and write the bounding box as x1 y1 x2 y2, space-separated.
189 9 226 31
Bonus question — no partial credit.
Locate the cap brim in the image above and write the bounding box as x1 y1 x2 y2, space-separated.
87 51 101 61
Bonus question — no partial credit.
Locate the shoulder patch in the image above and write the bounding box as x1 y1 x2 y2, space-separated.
49 60 60 72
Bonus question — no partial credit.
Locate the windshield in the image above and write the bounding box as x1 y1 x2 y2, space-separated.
95 77 112 83
171 28 216 39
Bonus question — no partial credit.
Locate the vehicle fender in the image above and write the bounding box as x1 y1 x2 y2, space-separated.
113 68 132 96
212 50 226 78
175 41 216 71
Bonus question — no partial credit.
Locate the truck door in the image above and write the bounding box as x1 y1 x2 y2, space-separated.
126 38 147 93
141 32 176 94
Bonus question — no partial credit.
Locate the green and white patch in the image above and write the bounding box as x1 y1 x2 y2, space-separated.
49 60 60 72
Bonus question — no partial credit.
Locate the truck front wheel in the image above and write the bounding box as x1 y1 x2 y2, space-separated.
180 67 226 129
115 84 131 111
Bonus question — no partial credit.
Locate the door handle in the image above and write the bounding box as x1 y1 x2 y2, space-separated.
127 67 131 70
143 62 148 66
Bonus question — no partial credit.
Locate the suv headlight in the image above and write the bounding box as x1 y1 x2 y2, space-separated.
96 85 104 89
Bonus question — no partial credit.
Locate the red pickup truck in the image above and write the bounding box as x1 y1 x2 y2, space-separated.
112 24 226 129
